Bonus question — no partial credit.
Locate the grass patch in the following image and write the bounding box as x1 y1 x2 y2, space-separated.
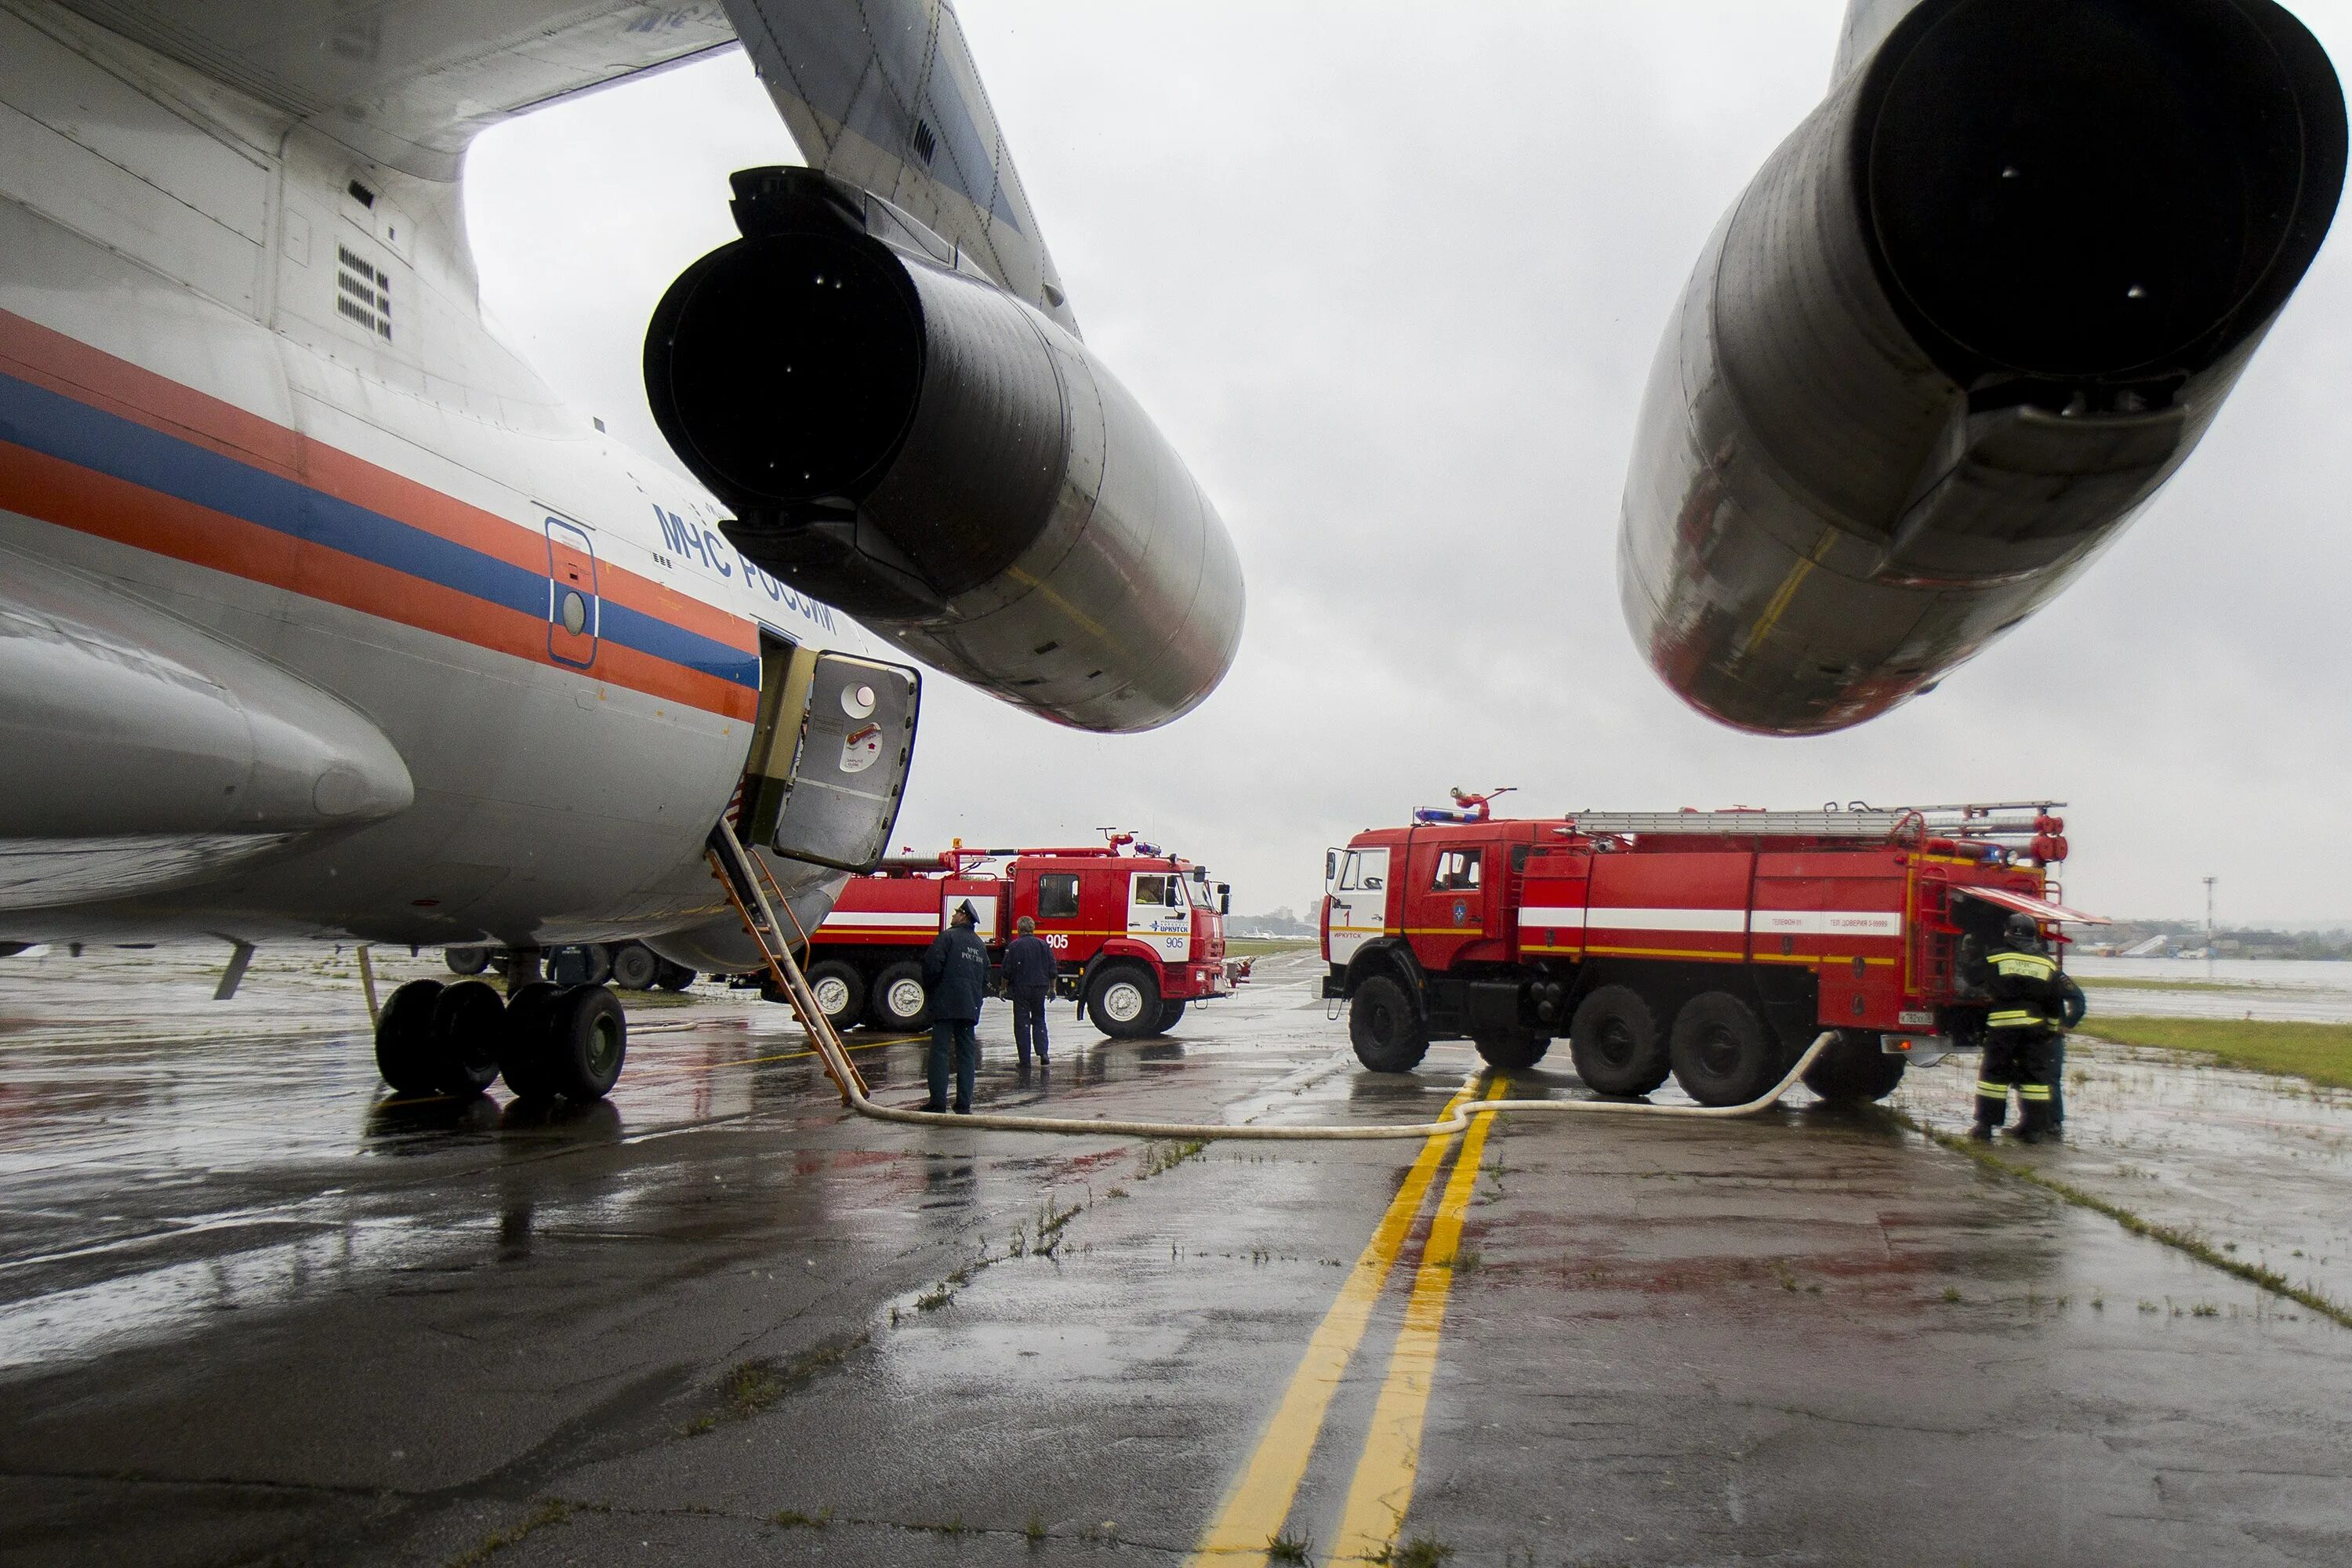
686 1334 869 1434
1374 1538 1456 1567
1226 937 1316 957
1141 1138 1208 1178
447 1499 572 1567
771 1508 832 1530
1268 1529 1313 1563
1903 1113 2352 1330
2082 1018 2352 1091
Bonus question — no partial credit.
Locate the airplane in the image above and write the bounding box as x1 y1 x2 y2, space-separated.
1619 0 2346 735
0 0 1245 1101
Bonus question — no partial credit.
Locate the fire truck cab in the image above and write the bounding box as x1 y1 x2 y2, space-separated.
1322 804 2096 1105
808 838 1238 1039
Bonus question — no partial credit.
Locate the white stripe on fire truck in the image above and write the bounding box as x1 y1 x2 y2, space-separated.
815 910 941 929
1747 910 1903 936
1582 908 1748 933
1514 907 1902 937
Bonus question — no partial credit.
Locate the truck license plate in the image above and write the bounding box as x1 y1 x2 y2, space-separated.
1897 1010 1935 1028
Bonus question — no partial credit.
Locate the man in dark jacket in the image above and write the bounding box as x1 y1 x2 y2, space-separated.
922 900 991 1112
1002 915 1057 1068
1962 911 2072 1143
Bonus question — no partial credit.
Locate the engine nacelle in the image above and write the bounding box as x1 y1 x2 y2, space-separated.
1621 0 2344 734
646 169 1243 734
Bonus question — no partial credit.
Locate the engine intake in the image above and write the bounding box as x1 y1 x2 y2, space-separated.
646 169 1243 734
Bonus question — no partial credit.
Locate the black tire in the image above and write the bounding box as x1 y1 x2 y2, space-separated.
375 979 445 1094
656 960 695 992
1155 1000 1188 1033
1473 1031 1549 1072
808 960 866 1031
579 944 615 986
1568 985 1671 1096
609 942 660 991
868 960 931 1031
1087 963 1163 1040
444 946 492 976
543 984 628 1101
1349 974 1430 1073
1669 991 1781 1107
1801 1029 1909 1102
499 980 564 1099
429 979 506 1097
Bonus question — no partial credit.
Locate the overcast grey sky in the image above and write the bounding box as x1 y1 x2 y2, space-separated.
468 1 2352 924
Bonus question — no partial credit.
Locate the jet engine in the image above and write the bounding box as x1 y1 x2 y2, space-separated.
645 167 1243 734
1621 0 2344 734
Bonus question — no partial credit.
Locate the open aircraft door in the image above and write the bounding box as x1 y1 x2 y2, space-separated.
738 643 920 873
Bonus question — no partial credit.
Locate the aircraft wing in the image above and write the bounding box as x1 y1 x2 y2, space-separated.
723 0 1075 333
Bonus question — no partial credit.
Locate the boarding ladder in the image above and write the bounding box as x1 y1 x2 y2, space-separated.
705 818 871 1105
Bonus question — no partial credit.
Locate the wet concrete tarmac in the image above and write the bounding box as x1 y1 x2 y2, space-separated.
2 946 2349 1566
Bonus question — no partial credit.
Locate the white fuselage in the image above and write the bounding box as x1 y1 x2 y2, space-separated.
0 2 876 950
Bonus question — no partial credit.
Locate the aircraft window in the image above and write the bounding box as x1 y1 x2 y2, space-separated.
1036 873 1079 919
1132 874 1179 908
559 590 587 636
1432 849 1483 891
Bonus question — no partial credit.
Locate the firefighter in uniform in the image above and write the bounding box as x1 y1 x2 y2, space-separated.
1964 912 2072 1143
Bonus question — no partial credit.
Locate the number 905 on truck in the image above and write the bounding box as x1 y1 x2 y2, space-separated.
1320 803 2099 1105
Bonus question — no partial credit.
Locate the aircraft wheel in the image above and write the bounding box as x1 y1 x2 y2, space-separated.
1669 991 1780 1107
868 961 931 1031
1567 985 1671 1096
610 942 660 992
1087 964 1161 1040
544 984 628 1102
429 979 506 1097
444 946 492 976
1802 1029 1908 1102
655 961 696 992
808 960 866 1030
498 981 564 1099
1348 974 1429 1073
1472 1030 1549 1072
375 979 446 1094
1154 1000 1188 1033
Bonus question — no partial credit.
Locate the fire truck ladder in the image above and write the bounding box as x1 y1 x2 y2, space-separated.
705 821 1836 1139
705 819 871 1105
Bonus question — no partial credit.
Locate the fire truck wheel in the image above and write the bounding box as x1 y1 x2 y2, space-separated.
609 942 661 991
1801 1029 1909 1102
444 946 492 976
655 960 696 992
1472 1031 1549 1072
1349 975 1430 1073
498 981 564 1099
1088 964 1163 1040
1668 992 1780 1107
428 979 506 1097
1566 985 1671 1096
1155 1000 1187 1033
807 960 866 1030
869 961 932 1030
374 979 445 1094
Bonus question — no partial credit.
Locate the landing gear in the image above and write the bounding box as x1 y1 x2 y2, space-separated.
1087 963 1161 1040
1801 1029 1908 1102
374 978 504 1098
1472 1030 1549 1072
373 975 626 1104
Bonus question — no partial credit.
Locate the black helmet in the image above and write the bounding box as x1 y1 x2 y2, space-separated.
2003 911 2042 946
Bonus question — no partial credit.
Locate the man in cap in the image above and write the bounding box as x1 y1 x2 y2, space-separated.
1001 915 1058 1067
921 899 991 1113
1962 909 2073 1143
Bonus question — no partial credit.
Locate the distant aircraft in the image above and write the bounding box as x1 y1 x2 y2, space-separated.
1620 0 2345 734
0 0 1244 1096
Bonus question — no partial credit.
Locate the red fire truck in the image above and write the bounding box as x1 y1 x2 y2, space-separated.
805 837 1238 1038
1320 803 2097 1105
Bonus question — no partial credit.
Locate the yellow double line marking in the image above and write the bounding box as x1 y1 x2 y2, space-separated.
1185 1076 1506 1564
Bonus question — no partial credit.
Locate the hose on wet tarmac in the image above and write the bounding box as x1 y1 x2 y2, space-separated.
832 1033 1837 1142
